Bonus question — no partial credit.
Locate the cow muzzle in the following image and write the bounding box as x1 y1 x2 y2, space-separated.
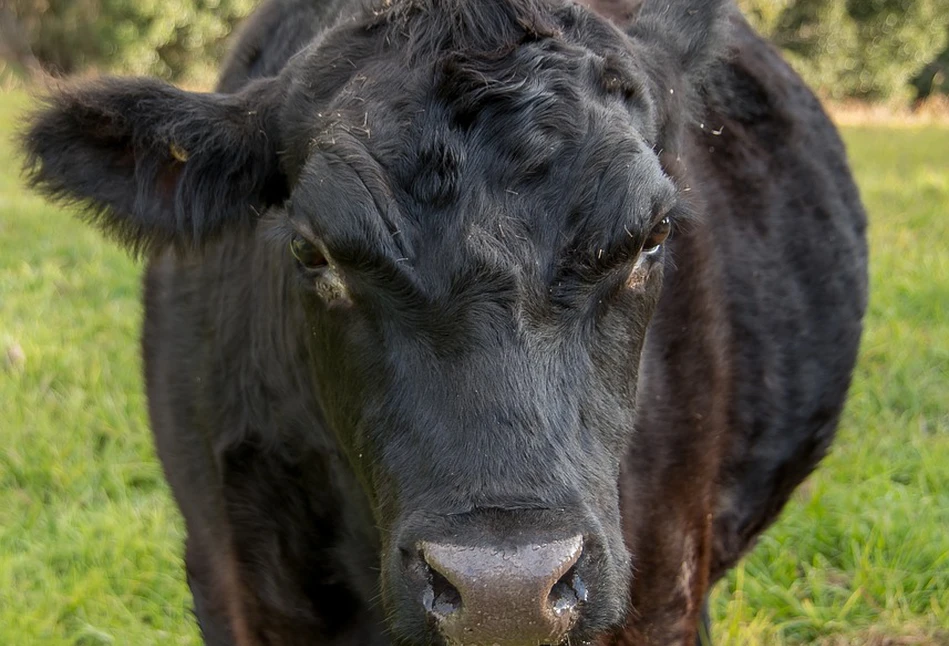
410 535 585 645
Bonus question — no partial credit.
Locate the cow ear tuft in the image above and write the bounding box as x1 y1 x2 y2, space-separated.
21 76 289 257
625 0 732 149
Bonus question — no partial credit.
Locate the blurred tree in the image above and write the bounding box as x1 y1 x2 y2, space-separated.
733 0 794 39
3 0 256 84
772 0 862 100
0 5 42 79
913 27 949 99
737 0 949 101
843 0 949 101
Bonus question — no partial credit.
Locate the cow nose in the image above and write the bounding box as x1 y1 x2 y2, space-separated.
419 535 585 646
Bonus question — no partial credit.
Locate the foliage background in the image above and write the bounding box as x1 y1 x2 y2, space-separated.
0 0 947 100
738 0 949 101
0 0 257 86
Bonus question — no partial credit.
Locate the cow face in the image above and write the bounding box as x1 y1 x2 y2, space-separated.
23 0 727 643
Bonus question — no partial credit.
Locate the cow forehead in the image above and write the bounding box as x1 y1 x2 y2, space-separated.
281 0 672 298
294 94 667 286
280 0 656 177
293 55 666 254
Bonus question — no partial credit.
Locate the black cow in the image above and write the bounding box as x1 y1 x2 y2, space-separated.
22 0 868 644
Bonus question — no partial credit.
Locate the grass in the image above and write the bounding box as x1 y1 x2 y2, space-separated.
1 89 947 645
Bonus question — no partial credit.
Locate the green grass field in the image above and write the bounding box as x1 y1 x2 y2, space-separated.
1 89 947 645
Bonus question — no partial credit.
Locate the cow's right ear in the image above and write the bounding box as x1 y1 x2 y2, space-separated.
22 76 289 255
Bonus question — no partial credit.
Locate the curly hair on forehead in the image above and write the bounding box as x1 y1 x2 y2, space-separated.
369 0 563 60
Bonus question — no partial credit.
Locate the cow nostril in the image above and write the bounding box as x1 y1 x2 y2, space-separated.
548 565 587 617
427 566 462 617
432 571 459 612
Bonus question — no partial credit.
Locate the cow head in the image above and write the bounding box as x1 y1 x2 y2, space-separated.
23 0 728 643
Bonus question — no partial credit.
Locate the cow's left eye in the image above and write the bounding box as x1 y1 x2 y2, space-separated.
290 236 328 270
642 217 671 255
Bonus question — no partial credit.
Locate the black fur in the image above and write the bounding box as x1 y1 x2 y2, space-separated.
22 77 289 255
21 0 867 644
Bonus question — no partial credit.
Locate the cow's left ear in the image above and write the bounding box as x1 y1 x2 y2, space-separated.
22 76 289 255
625 0 731 150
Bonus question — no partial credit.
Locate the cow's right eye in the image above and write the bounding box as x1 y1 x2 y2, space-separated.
290 236 328 270
642 217 672 255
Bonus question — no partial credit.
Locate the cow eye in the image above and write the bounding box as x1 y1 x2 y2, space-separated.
642 217 671 255
290 235 328 270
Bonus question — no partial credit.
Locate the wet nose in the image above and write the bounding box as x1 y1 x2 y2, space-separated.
419 535 585 646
